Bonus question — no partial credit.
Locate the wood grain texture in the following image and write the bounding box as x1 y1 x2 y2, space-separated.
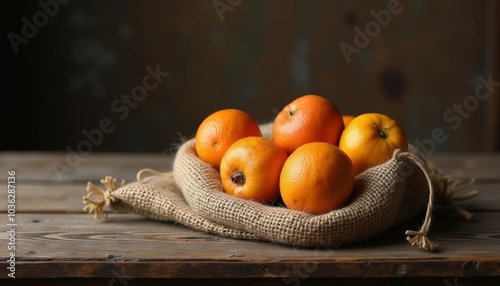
0 153 498 213
485 0 500 151
1 152 499 182
429 152 500 182
134 0 492 152
0 212 499 278
0 152 173 182
0 181 497 213
0 152 499 282
8 277 500 286
0 183 85 213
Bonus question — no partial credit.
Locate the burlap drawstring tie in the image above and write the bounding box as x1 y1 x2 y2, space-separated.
136 168 170 181
394 150 479 251
394 150 438 251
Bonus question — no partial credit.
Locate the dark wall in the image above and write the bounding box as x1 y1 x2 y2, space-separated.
2 0 499 153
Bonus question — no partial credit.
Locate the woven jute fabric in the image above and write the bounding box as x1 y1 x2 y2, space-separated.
102 174 258 240
85 123 432 248
173 131 429 247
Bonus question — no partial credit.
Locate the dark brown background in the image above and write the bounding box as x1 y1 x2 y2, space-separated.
2 0 499 153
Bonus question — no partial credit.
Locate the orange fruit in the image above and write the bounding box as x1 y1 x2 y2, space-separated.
195 109 261 170
273 95 344 154
279 142 355 215
339 113 408 175
342 115 356 127
220 136 288 203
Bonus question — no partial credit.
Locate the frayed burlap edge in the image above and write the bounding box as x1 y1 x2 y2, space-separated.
83 173 258 241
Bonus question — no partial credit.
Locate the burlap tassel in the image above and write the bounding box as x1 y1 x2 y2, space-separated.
429 167 478 221
394 150 439 252
82 169 167 220
83 176 125 220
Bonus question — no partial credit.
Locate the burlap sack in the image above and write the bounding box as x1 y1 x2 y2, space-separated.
83 123 441 251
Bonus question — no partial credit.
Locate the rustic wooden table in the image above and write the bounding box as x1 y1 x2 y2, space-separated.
0 151 499 285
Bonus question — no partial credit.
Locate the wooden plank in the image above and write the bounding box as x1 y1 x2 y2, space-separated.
0 213 499 278
451 183 500 212
429 153 500 182
0 152 173 183
133 0 491 152
0 181 498 214
3 1 494 154
0 183 88 213
10 260 500 280
485 0 500 151
8 277 500 286
1 151 499 182
4 212 500 260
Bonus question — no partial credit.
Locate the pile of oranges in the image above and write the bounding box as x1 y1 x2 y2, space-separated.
194 95 408 215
